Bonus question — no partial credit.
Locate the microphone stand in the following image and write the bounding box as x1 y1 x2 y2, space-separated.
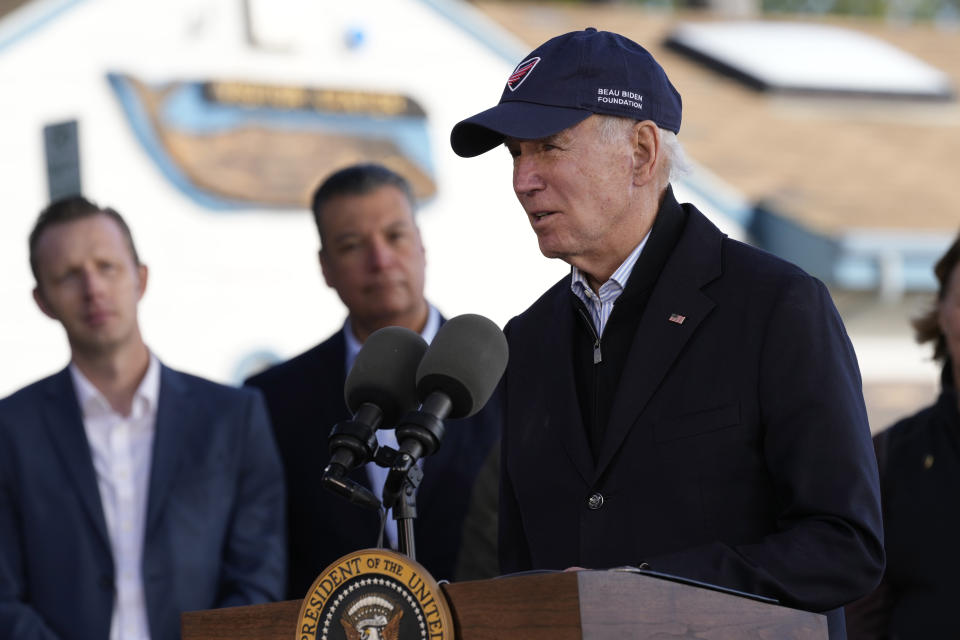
324 395 461 563
394 465 423 561
372 446 424 560
379 396 450 562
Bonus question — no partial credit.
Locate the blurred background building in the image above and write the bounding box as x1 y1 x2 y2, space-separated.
1 0 956 432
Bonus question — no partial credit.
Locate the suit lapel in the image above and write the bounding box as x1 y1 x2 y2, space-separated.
596 209 722 477
145 365 193 533
41 368 112 551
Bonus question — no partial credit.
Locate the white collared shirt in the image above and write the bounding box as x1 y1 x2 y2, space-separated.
343 306 441 548
570 231 651 338
70 353 161 640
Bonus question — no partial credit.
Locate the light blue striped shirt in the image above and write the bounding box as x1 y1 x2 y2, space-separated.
570 232 650 338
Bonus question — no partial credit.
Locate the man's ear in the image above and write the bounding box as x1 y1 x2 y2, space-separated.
416 226 426 262
136 264 148 300
631 120 661 187
32 286 57 320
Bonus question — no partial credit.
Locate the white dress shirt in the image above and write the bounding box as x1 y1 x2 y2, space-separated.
70 353 161 640
343 306 441 548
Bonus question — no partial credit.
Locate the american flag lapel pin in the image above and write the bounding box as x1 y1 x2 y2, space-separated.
668 313 686 325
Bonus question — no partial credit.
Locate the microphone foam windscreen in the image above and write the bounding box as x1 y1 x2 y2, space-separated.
344 326 428 427
416 314 509 419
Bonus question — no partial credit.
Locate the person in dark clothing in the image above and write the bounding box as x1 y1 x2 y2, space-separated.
450 28 884 640
245 164 500 599
846 230 960 640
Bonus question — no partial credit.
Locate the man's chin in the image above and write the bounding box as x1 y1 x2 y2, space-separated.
358 302 425 329
536 241 570 262
70 329 131 357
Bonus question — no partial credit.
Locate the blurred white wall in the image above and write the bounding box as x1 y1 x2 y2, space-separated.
0 0 745 396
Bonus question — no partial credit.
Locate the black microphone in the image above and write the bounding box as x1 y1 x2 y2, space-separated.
322 326 427 510
382 314 508 509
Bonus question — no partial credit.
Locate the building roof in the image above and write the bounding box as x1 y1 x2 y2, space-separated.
0 0 31 18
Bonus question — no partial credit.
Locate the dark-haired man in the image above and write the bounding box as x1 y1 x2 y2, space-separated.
246 163 499 598
0 196 285 640
450 28 883 638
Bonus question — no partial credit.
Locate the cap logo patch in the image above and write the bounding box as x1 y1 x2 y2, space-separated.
507 57 540 92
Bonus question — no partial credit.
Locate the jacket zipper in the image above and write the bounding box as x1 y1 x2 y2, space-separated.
575 301 602 364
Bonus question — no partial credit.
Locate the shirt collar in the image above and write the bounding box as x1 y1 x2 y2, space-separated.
344 305 441 371
570 229 652 299
69 352 161 420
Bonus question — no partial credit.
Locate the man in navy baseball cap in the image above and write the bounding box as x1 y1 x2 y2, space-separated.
451 28 883 640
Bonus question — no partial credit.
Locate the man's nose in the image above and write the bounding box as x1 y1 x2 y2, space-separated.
367 238 395 269
513 155 545 197
81 268 106 298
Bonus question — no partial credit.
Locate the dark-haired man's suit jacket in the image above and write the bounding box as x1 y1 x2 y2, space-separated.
499 192 884 640
0 366 285 640
246 324 500 599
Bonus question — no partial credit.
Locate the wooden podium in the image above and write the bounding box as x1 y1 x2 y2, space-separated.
181 569 828 639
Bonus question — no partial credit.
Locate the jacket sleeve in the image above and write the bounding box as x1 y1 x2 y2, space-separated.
844 427 896 639
647 274 885 612
214 389 287 606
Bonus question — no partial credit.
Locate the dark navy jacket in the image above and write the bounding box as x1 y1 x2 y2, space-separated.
499 191 884 639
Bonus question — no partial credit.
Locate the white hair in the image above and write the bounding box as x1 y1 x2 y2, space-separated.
660 128 691 183
595 115 691 184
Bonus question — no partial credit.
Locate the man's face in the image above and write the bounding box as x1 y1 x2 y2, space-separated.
32 214 147 358
506 115 639 271
319 185 427 337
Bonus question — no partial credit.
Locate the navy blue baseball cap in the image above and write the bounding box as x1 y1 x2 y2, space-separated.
450 28 682 158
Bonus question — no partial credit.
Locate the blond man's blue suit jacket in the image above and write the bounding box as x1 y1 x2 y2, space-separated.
0 365 286 640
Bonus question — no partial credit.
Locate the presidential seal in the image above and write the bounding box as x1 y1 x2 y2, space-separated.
296 549 453 640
